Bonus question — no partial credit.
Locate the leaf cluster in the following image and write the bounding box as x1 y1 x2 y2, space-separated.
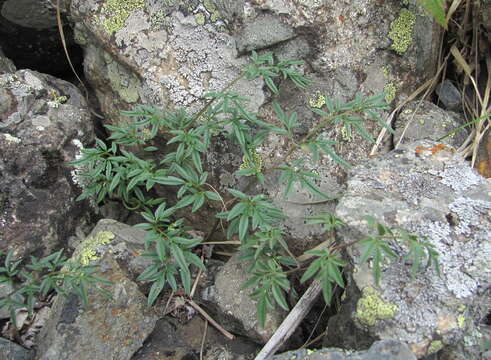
0 249 111 324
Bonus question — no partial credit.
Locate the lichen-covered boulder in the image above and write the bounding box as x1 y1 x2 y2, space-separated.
328 140 491 358
0 69 94 257
35 219 157 360
202 254 286 344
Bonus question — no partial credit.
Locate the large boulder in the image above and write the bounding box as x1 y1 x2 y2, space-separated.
328 140 490 358
0 69 94 257
35 219 157 360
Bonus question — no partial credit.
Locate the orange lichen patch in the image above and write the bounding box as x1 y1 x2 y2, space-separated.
476 134 491 178
338 15 345 23
415 144 450 156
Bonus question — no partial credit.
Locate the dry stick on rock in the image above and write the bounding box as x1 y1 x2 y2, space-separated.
187 299 235 340
254 279 322 360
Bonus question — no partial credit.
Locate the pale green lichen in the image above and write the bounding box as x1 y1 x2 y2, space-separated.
102 0 145 35
239 149 263 173
457 314 465 328
75 231 115 265
47 89 68 108
309 92 326 108
202 0 221 22
3 134 21 143
106 59 140 103
427 340 444 355
388 8 416 54
150 9 173 31
384 82 396 104
194 12 206 25
355 287 398 327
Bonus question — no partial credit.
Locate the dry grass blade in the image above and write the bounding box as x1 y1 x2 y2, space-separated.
446 0 462 23
450 45 484 106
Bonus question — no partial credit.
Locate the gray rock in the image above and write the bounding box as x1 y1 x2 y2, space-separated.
0 47 16 74
202 254 285 344
395 101 467 148
1 0 56 29
0 338 33 360
0 70 94 257
331 140 491 358
436 80 462 111
273 339 416 360
35 220 158 360
235 13 295 53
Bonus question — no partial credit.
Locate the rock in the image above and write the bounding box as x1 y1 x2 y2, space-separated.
394 101 467 148
0 46 15 74
132 316 259 360
329 140 490 358
67 218 153 282
0 69 94 257
35 220 158 360
0 338 33 360
273 339 416 360
202 254 285 344
435 80 462 111
235 13 295 54
0 0 82 78
475 128 491 178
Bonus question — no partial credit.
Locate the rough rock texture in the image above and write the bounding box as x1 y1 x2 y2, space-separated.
35 220 158 360
0 69 94 257
132 316 259 360
202 254 285 344
0 46 15 74
273 340 417 360
0 0 82 78
394 100 467 148
0 338 33 360
329 140 491 358
68 219 153 280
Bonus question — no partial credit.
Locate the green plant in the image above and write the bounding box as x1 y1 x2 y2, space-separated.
0 248 112 324
71 51 440 327
416 0 448 29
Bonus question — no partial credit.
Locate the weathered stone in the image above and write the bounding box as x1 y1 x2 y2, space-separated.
273 340 416 360
0 338 33 360
0 0 82 78
202 254 285 344
394 101 467 148
435 80 462 111
132 316 259 360
330 140 490 358
235 13 295 54
0 46 15 74
0 69 94 257
35 220 158 360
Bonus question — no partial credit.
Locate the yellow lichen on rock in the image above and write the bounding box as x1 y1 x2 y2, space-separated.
355 287 398 327
388 8 416 54
75 231 115 265
101 0 145 35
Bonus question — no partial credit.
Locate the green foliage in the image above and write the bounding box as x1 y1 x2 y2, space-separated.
416 0 448 29
0 249 111 324
71 51 440 327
